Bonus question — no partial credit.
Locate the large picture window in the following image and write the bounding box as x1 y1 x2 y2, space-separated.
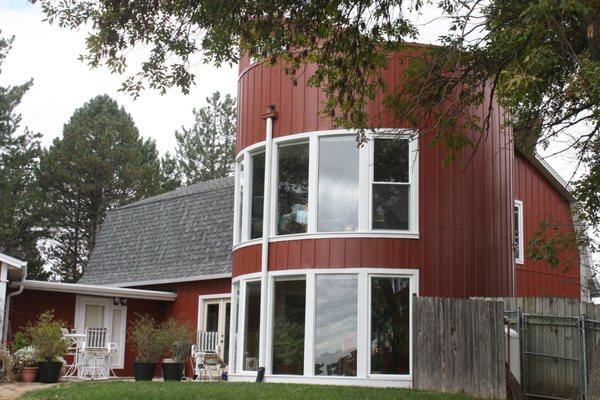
272 279 306 375
318 137 360 232
372 138 410 230
277 143 309 235
250 153 265 239
370 277 410 375
314 274 358 376
243 281 261 371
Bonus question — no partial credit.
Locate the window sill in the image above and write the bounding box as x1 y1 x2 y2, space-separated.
233 231 420 251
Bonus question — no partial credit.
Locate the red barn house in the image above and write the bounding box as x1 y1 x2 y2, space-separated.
0 48 592 386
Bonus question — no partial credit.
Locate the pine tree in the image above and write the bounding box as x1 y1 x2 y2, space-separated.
159 151 182 192
175 92 236 184
38 95 163 282
0 33 49 280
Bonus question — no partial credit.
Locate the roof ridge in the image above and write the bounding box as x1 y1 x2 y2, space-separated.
115 176 234 211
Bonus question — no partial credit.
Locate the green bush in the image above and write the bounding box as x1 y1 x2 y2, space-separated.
128 314 163 363
10 332 31 353
156 318 193 363
26 311 68 362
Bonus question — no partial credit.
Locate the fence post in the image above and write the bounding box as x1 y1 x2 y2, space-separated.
581 314 588 400
517 306 524 387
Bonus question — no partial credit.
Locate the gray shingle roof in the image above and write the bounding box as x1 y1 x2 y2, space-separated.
80 177 234 286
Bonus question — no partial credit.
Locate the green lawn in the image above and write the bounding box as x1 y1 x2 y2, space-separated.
19 381 480 400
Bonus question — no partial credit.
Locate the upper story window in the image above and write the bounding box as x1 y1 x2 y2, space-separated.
514 200 524 264
318 136 360 232
250 152 265 239
372 138 410 230
276 142 309 235
233 130 419 246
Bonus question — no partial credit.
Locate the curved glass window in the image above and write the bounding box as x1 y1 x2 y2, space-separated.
314 274 358 376
272 279 306 375
277 143 309 235
370 277 410 374
317 137 360 232
243 281 261 371
372 138 410 230
250 153 265 239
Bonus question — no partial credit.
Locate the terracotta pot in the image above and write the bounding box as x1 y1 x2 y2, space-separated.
21 367 38 383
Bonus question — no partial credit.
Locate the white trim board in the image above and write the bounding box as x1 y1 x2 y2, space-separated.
0 252 26 269
111 273 232 288
18 280 177 301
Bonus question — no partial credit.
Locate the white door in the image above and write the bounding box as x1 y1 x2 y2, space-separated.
74 296 127 369
199 296 231 362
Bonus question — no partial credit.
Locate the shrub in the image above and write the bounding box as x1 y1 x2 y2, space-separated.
26 311 68 362
156 318 193 363
128 314 163 363
10 332 31 353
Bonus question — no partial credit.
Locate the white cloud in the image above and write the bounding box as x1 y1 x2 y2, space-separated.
0 1 237 154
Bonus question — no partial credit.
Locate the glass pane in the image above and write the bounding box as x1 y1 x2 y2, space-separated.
243 281 261 371
272 279 306 375
224 302 231 364
277 143 309 235
251 153 265 239
318 137 359 232
84 304 105 328
237 162 244 242
231 283 240 371
514 205 521 260
205 303 220 332
370 277 410 375
372 184 409 230
111 309 122 366
315 275 358 376
374 138 409 183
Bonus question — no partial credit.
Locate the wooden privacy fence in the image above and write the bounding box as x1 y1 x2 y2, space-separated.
413 297 506 399
503 297 600 400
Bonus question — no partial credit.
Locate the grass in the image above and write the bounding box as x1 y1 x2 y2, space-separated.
19 381 481 400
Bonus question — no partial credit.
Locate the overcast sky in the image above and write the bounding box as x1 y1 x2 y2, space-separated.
0 0 238 154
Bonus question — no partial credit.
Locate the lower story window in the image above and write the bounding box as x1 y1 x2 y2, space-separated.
272 278 306 375
232 269 417 380
243 281 261 371
370 276 410 374
315 274 358 376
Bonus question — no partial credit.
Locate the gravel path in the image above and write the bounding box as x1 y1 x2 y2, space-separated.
0 382 58 400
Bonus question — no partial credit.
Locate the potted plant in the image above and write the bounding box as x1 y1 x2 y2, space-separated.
157 318 193 381
129 314 163 381
26 311 68 383
14 346 38 383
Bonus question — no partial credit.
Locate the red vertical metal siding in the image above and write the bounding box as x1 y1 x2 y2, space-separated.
8 289 167 377
513 151 580 298
233 49 515 298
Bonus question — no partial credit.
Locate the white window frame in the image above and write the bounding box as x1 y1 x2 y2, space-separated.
233 157 244 245
233 129 420 249
514 200 524 264
74 295 127 369
369 134 419 233
248 150 266 241
232 268 418 386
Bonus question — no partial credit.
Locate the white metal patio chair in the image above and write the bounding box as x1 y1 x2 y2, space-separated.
78 328 116 380
191 331 222 381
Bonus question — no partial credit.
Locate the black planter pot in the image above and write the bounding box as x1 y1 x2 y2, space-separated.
133 362 157 381
162 362 184 381
37 361 62 383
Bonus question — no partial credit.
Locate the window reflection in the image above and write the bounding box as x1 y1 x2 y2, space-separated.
272 279 306 375
243 281 261 371
236 161 244 242
318 137 359 232
315 275 358 376
370 277 410 375
277 143 309 235
372 184 409 230
251 153 265 239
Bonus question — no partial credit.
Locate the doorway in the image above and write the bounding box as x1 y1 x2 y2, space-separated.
198 294 231 362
